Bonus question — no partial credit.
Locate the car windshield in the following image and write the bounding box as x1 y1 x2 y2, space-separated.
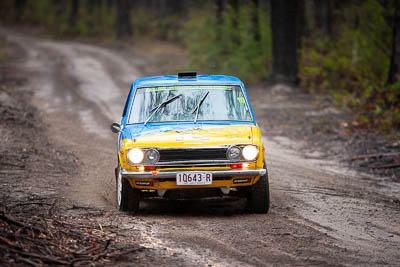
128 85 252 124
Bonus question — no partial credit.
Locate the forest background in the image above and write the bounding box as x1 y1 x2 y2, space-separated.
0 0 399 135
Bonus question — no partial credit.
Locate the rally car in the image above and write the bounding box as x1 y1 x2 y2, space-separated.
111 72 269 213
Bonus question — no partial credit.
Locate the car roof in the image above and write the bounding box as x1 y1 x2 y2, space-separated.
120 74 256 125
132 74 245 88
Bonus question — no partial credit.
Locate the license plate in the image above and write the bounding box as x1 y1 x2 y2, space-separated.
176 172 212 185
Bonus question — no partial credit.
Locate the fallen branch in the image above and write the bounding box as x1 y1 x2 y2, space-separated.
0 244 70 265
0 210 143 265
344 152 400 161
371 163 400 169
91 239 111 261
0 236 16 247
0 212 43 233
69 257 93 266
17 257 39 267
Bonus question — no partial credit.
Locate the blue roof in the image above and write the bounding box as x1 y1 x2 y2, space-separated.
133 74 244 88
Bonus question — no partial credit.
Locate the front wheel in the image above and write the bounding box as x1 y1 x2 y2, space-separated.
247 165 270 214
116 166 140 212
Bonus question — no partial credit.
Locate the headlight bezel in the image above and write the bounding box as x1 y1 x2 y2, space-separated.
226 146 241 160
145 148 160 164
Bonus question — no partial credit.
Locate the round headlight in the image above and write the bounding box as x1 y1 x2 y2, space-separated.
127 148 144 164
227 146 241 160
146 149 160 163
242 145 258 161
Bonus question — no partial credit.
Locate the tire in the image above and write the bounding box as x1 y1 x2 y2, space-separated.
116 165 140 212
247 163 270 214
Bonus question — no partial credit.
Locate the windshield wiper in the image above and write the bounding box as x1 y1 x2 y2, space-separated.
144 94 182 125
191 91 209 123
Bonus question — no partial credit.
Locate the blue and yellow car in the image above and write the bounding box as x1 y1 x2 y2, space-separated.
111 72 269 213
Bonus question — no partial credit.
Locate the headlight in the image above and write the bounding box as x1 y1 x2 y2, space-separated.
242 145 258 161
227 146 241 160
127 148 144 164
145 149 160 164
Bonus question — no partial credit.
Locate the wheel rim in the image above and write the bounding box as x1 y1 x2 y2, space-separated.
117 168 122 207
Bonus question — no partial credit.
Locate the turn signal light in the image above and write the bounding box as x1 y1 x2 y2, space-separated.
137 166 156 171
230 163 250 169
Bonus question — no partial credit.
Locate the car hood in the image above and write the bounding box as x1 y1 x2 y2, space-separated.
123 123 255 147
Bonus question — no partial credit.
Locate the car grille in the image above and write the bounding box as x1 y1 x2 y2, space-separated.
159 148 227 162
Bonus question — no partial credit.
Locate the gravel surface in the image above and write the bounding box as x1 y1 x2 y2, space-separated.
1 28 400 266
248 83 400 180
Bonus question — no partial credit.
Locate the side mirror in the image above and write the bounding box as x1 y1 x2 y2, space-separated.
110 122 121 133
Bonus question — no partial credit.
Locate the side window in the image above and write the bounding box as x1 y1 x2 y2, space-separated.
122 87 133 118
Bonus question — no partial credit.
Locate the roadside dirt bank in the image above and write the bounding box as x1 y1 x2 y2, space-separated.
248 83 400 180
0 33 169 266
1 28 400 266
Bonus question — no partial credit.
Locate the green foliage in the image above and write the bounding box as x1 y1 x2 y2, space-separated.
1 0 399 132
0 0 116 37
300 0 399 132
182 6 272 83
131 8 183 41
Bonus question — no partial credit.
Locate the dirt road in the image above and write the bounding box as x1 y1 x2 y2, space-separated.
2 30 400 266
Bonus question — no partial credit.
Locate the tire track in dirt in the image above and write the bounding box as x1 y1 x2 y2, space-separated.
2 30 129 208
3 29 400 266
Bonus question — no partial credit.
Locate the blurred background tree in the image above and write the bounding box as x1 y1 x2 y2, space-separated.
0 0 398 131
116 0 132 38
388 0 400 85
270 0 299 84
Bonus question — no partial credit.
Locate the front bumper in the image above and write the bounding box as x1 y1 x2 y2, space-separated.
121 168 266 179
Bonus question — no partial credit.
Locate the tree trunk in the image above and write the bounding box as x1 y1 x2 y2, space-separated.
313 0 333 38
270 0 299 84
229 0 239 25
116 0 132 39
158 0 167 16
69 0 79 28
168 0 186 15
228 0 240 45
388 1 400 84
14 0 27 23
86 0 102 26
216 0 225 44
216 0 224 26
297 0 309 42
106 0 114 10
249 0 261 42
87 0 100 14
